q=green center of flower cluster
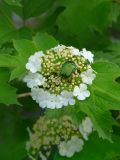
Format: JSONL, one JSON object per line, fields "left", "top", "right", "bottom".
{"left": 41, "top": 48, "right": 87, "bottom": 94}
{"left": 27, "top": 116, "right": 81, "bottom": 159}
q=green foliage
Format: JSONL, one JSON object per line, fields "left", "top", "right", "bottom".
{"left": 33, "top": 32, "right": 58, "bottom": 51}
{"left": 95, "top": 42, "right": 120, "bottom": 66}
{"left": 0, "top": 105, "right": 27, "bottom": 160}
{"left": 54, "top": 133, "right": 120, "bottom": 160}
{"left": 4, "top": 0, "right": 22, "bottom": 6}
{"left": 0, "top": 4, "right": 16, "bottom": 45}
{"left": 57, "top": 0, "right": 113, "bottom": 48}
{"left": 0, "top": 69, "right": 18, "bottom": 105}
{"left": 23, "top": 0, "right": 56, "bottom": 19}
{"left": 12, "top": 39, "right": 36, "bottom": 80}
{"left": 0, "top": 33, "right": 58, "bottom": 80}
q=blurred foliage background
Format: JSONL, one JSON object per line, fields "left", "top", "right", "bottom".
{"left": 0, "top": 0, "right": 120, "bottom": 159}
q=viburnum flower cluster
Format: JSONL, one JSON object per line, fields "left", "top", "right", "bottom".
{"left": 24, "top": 45, "right": 96, "bottom": 109}
{"left": 26, "top": 116, "right": 93, "bottom": 160}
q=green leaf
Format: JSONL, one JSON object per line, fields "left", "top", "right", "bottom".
{"left": 0, "top": 33, "right": 58, "bottom": 80}
{"left": 4, "top": 0, "right": 22, "bottom": 6}
{"left": 0, "top": 105, "right": 27, "bottom": 160}
{"left": 0, "top": 69, "right": 18, "bottom": 105}
{"left": 94, "top": 42, "right": 120, "bottom": 66}
{"left": 54, "top": 133, "right": 120, "bottom": 160}
{"left": 76, "top": 96, "right": 114, "bottom": 141}
{"left": 23, "top": 0, "right": 56, "bottom": 19}
{"left": 92, "top": 61, "right": 120, "bottom": 106}
{"left": 11, "top": 39, "right": 36, "bottom": 80}
{"left": 57, "top": 0, "right": 118, "bottom": 49}
{"left": 33, "top": 32, "right": 58, "bottom": 51}
{"left": 0, "top": 54, "right": 18, "bottom": 68}
{"left": 0, "top": 4, "right": 16, "bottom": 46}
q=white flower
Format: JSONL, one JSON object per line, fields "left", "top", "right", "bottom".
{"left": 26, "top": 51, "right": 44, "bottom": 73}
{"left": 53, "top": 95, "right": 64, "bottom": 109}
{"left": 23, "top": 72, "right": 46, "bottom": 88}
{"left": 69, "top": 136, "right": 84, "bottom": 152}
{"left": 52, "top": 45, "right": 65, "bottom": 52}
{"left": 79, "top": 117, "right": 93, "bottom": 140}
{"left": 61, "top": 90, "right": 75, "bottom": 106}
{"left": 59, "top": 136, "right": 84, "bottom": 158}
{"left": 73, "top": 83, "right": 90, "bottom": 100}
{"left": 81, "top": 48, "right": 94, "bottom": 63}
{"left": 59, "top": 141, "right": 71, "bottom": 157}
{"left": 31, "top": 88, "right": 64, "bottom": 109}
{"left": 81, "top": 69, "right": 96, "bottom": 84}
{"left": 67, "top": 46, "right": 80, "bottom": 56}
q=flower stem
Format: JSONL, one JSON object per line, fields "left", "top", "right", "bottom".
{"left": 17, "top": 92, "right": 31, "bottom": 98}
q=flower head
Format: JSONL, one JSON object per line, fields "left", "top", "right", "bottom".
{"left": 24, "top": 45, "right": 96, "bottom": 109}
{"left": 26, "top": 116, "right": 86, "bottom": 159}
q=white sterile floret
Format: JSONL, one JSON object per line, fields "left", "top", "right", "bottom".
{"left": 59, "top": 136, "right": 84, "bottom": 158}
{"left": 23, "top": 72, "right": 46, "bottom": 88}
{"left": 67, "top": 46, "right": 80, "bottom": 56}
{"left": 81, "top": 69, "right": 96, "bottom": 84}
{"left": 26, "top": 51, "right": 44, "bottom": 73}
{"left": 81, "top": 48, "right": 94, "bottom": 63}
{"left": 31, "top": 88, "right": 64, "bottom": 109}
{"left": 61, "top": 90, "right": 75, "bottom": 106}
{"left": 52, "top": 44, "right": 65, "bottom": 52}
{"left": 79, "top": 117, "right": 93, "bottom": 140}
{"left": 73, "top": 83, "right": 90, "bottom": 100}
{"left": 59, "top": 141, "right": 70, "bottom": 157}
{"left": 69, "top": 136, "right": 84, "bottom": 152}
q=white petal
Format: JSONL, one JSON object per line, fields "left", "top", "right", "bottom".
{"left": 69, "top": 98, "right": 75, "bottom": 105}
{"left": 83, "top": 90, "right": 90, "bottom": 97}
{"left": 79, "top": 83, "right": 87, "bottom": 91}
{"left": 73, "top": 86, "right": 80, "bottom": 96}
{"left": 77, "top": 94, "right": 86, "bottom": 100}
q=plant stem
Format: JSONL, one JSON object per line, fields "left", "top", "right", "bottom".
{"left": 17, "top": 92, "right": 31, "bottom": 98}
